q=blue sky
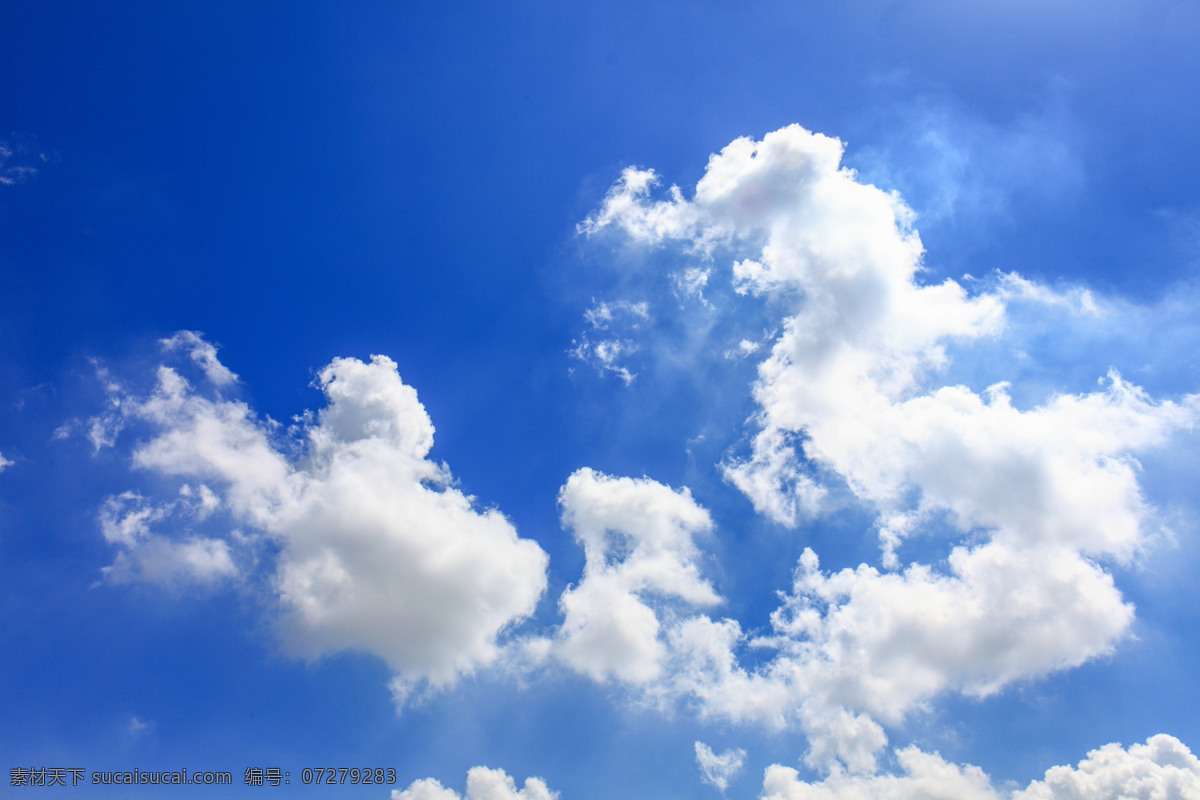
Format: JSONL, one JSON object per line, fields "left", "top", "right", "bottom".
{"left": 2, "top": 2, "right": 1200, "bottom": 798}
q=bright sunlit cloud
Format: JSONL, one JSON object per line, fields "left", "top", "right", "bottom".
{"left": 90, "top": 340, "right": 549, "bottom": 703}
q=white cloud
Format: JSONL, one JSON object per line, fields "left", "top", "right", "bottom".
{"left": 579, "top": 124, "right": 1200, "bottom": 772}
{"left": 655, "top": 426, "right": 1153, "bottom": 764}
{"left": 570, "top": 300, "right": 651, "bottom": 385}
{"left": 394, "top": 779, "right": 462, "bottom": 800}
{"left": 660, "top": 614, "right": 795, "bottom": 729}
{"left": 64, "top": 362, "right": 131, "bottom": 452}
{"left": 723, "top": 427, "right": 828, "bottom": 528}
{"left": 695, "top": 741, "right": 746, "bottom": 792}
{"left": 760, "top": 746, "right": 1001, "bottom": 800}
{"left": 580, "top": 167, "right": 709, "bottom": 251}
{"left": 1014, "top": 734, "right": 1200, "bottom": 800}
{"left": 724, "top": 338, "right": 762, "bottom": 360}
{"left": 768, "top": 542, "right": 1132, "bottom": 722}
{"left": 551, "top": 468, "right": 720, "bottom": 684}
{"left": 0, "top": 451, "right": 12, "bottom": 473}
{"left": 540, "top": 468, "right": 1140, "bottom": 774}
{"left": 583, "top": 299, "right": 650, "bottom": 329}
{"left": 178, "top": 483, "right": 221, "bottom": 519}
{"left": 393, "top": 767, "right": 557, "bottom": 800}
{"left": 92, "top": 335, "right": 548, "bottom": 702}
{"left": 277, "top": 356, "right": 548, "bottom": 701}
{"left": 674, "top": 266, "right": 712, "bottom": 302}
{"left": 581, "top": 126, "right": 1196, "bottom": 560}
{"left": 128, "top": 366, "right": 290, "bottom": 527}
{"left": 993, "top": 272, "right": 1102, "bottom": 317}
{"left": 161, "top": 331, "right": 239, "bottom": 387}
{"left": 584, "top": 125, "right": 1010, "bottom": 525}
{"left": 96, "top": 491, "right": 238, "bottom": 586}
{"left": 759, "top": 735, "right": 1200, "bottom": 800}
{"left": 103, "top": 534, "right": 239, "bottom": 587}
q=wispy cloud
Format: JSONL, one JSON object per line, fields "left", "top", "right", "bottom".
{"left": 569, "top": 299, "right": 650, "bottom": 385}
{"left": 694, "top": 741, "right": 745, "bottom": 793}
{"left": 0, "top": 135, "right": 53, "bottom": 186}
{"left": 847, "top": 89, "right": 1085, "bottom": 230}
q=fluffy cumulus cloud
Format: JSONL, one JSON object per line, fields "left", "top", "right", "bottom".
{"left": 89, "top": 333, "right": 548, "bottom": 702}
{"left": 775, "top": 541, "right": 1132, "bottom": 716}
{"left": 759, "top": 735, "right": 1200, "bottom": 800}
{"left": 392, "top": 767, "right": 557, "bottom": 800}
{"left": 581, "top": 124, "right": 1200, "bottom": 771}
{"left": 1013, "top": 734, "right": 1200, "bottom": 800}
{"left": 550, "top": 468, "right": 721, "bottom": 684}
{"left": 526, "top": 458, "right": 1159, "bottom": 773}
